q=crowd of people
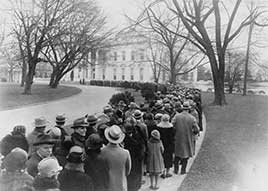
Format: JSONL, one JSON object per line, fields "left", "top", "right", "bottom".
{"left": 0, "top": 86, "right": 203, "bottom": 191}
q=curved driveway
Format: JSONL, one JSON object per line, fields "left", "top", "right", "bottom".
{"left": 0, "top": 85, "right": 118, "bottom": 139}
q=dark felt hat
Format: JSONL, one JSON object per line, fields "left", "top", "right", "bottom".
{"left": 56, "top": 114, "right": 66, "bottom": 123}
{"left": 71, "top": 117, "right": 88, "bottom": 129}
{"left": 33, "top": 134, "right": 55, "bottom": 146}
{"left": 86, "top": 115, "right": 98, "bottom": 125}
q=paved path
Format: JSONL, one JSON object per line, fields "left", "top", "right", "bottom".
{"left": 0, "top": 85, "right": 118, "bottom": 139}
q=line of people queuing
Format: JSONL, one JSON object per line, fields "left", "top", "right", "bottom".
{"left": 0, "top": 86, "right": 202, "bottom": 191}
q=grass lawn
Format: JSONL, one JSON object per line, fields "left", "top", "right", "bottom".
{"left": 0, "top": 83, "right": 81, "bottom": 111}
{"left": 179, "top": 93, "right": 268, "bottom": 191}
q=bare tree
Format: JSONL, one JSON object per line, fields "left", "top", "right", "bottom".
{"left": 41, "top": 0, "right": 110, "bottom": 88}
{"left": 170, "top": 0, "right": 262, "bottom": 105}
{"left": 128, "top": 1, "right": 204, "bottom": 85}
{"left": 12, "top": 0, "right": 73, "bottom": 94}
{"left": 225, "top": 50, "right": 245, "bottom": 94}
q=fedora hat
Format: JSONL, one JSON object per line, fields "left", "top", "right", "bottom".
{"left": 86, "top": 115, "right": 98, "bottom": 125}
{"left": 182, "top": 101, "right": 191, "bottom": 110}
{"left": 86, "top": 133, "right": 103, "bottom": 150}
{"left": 55, "top": 114, "right": 66, "bottom": 123}
{"left": 34, "top": 117, "right": 49, "bottom": 128}
{"left": 33, "top": 134, "right": 55, "bottom": 146}
{"left": 103, "top": 105, "right": 113, "bottom": 113}
{"left": 133, "top": 110, "right": 143, "bottom": 120}
{"left": 71, "top": 117, "right": 88, "bottom": 129}
{"left": 151, "top": 129, "right": 160, "bottom": 140}
{"left": 104, "top": 125, "right": 125, "bottom": 144}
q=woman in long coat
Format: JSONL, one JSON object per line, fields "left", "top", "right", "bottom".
{"left": 157, "top": 114, "right": 174, "bottom": 178}
{"left": 124, "top": 123, "right": 146, "bottom": 191}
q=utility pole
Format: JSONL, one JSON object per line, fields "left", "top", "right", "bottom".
{"left": 243, "top": 20, "right": 254, "bottom": 96}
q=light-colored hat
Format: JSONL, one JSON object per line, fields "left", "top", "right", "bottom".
{"left": 157, "top": 114, "right": 173, "bottom": 128}
{"left": 151, "top": 129, "right": 160, "bottom": 140}
{"left": 38, "top": 157, "right": 62, "bottom": 178}
{"left": 34, "top": 117, "right": 49, "bottom": 128}
{"left": 154, "top": 113, "right": 163, "bottom": 120}
{"left": 66, "top": 146, "right": 84, "bottom": 163}
{"left": 132, "top": 110, "right": 143, "bottom": 120}
{"left": 104, "top": 125, "right": 125, "bottom": 144}
{"left": 182, "top": 101, "right": 191, "bottom": 110}
{"left": 129, "top": 102, "right": 139, "bottom": 109}
{"left": 46, "top": 127, "right": 61, "bottom": 139}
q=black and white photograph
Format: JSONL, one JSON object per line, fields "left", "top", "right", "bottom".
{"left": 0, "top": 0, "right": 268, "bottom": 191}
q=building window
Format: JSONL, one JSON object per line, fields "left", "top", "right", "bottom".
{"left": 122, "top": 51, "right": 126, "bottom": 61}
{"left": 131, "top": 51, "right": 135, "bottom": 61}
{"left": 130, "top": 68, "right": 134, "bottom": 80}
{"left": 140, "top": 49, "right": 145, "bottom": 60}
{"left": 122, "top": 68, "right": 125, "bottom": 80}
{"left": 139, "top": 68, "right": 144, "bottom": 81}
{"left": 102, "top": 68, "right": 106, "bottom": 80}
{"left": 114, "top": 52, "right": 117, "bottom": 61}
{"left": 113, "top": 68, "right": 117, "bottom": 80}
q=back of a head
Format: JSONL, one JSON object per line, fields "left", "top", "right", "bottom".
{"left": 3, "top": 147, "right": 28, "bottom": 172}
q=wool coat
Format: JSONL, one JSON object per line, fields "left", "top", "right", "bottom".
{"left": 172, "top": 111, "right": 199, "bottom": 158}
{"left": 84, "top": 150, "right": 109, "bottom": 191}
{"left": 157, "top": 125, "right": 174, "bottom": 168}
{"left": 26, "top": 152, "right": 43, "bottom": 177}
{"left": 0, "top": 171, "right": 34, "bottom": 191}
{"left": 33, "top": 175, "right": 60, "bottom": 191}
{"left": 101, "top": 143, "right": 131, "bottom": 191}
{"left": 124, "top": 130, "right": 146, "bottom": 191}
{"left": 58, "top": 167, "right": 94, "bottom": 191}
{"left": 146, "top": 138, "right": 164, "bottom": 174}
{"left": 27, "top": 128, "right": 45, "bottom": 156}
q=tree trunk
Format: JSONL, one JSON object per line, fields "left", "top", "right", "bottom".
{"left": 23, "top": 61, "right": 36, "bottom": 95}
{"left": 50, "top": 73, "right": 63, "bottom": 88}
{"left": 213, "top": 77, "right": 226, "bottom": 105}
{"left": 207, "top": 49, "right": 227, "bottom": 105}
{"left": 243, "top": 21, "right": 254, "bottom": 96}
{"left": 23, "top": 69, "right": 34, "bottom": 94}
{"left": 49, "top": 69, "right": 56, "bottom": 87}
{"left": 20, "top": 62, "right": 27, "bottom": 87}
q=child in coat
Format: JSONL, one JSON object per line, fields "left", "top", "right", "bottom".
{"left": 146, "top": 130, "right": 164, "bottom": 190}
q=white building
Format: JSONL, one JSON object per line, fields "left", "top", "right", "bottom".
{"left": 84, "top": 30, "right": 198, "bottom": 84}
